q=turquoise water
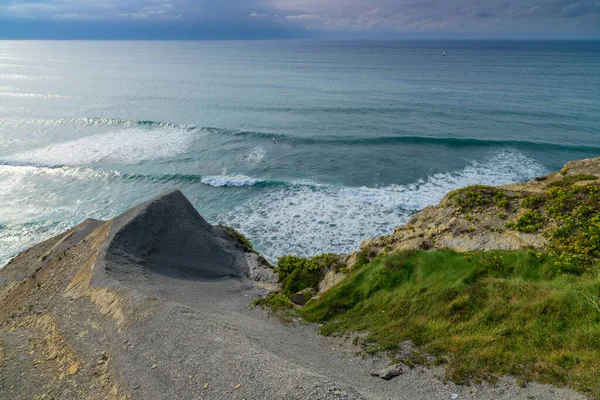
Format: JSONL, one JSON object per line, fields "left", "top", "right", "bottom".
{"left": 1, "top": 40, "right": 599, "bottom": 265}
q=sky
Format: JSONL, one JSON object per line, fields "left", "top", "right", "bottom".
{"left": 0, "top": 0, "right": 598, "bottom": 39}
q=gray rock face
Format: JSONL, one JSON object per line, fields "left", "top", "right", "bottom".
{"left": 102, "top": 189, "right": 248, "bottom": 279}
{"left": 243, "top": 252, "right": 279, "bottom": 283}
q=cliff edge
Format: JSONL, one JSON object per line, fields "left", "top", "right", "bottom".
{"left": 0, "top": 178, "right": 592, "bottom": 399}
{"left": 354, "top": 156, "right": 600, "bottom": 264}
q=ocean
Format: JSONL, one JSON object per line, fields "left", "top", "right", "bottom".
{"left": 0, "top": 40, "right": 599, "bottom": 266}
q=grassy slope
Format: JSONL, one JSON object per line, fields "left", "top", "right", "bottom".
{"left": 302, "top": 250, "right": 600, "bottom": 397}
{"left": 263, "top": 177, "right": 600, "bottom": 396}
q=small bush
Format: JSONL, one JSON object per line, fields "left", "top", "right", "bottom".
{"left": 277, "top": 253, "right": 341, "bottom": 295}
{"left": 521, "top": 194, "right": 546, "bottom": 209}
{"left": 493, "top": 191, "right": 510, "bottom": 209}
{"left": 451, "top": 185, "right": 503, "bottom": 212}
{"left": 506, "top": 210, "right": 545, "bottom": 233}
{"left": 544, "top": 183, "right": 600, "bottom": 273}
{"left": 252, "top": 292, "right": 294, "bottom": 311}
{"left": 219, "top": 225, "right": 254, "bottom": 252}
{"left": 353, "top": 249, "right": 370, "bottom": 270}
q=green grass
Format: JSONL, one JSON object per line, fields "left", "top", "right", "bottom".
{"left": 302, "top": 250, "right": 600, "bottom": 397}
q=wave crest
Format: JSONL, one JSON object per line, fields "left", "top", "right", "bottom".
{"left": 200, "top": 175, "right": 265, "bottom": 187}
{"left": 219, "top": 150, "right": 548, "bottom": 261}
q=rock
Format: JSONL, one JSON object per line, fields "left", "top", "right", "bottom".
{"left": 102, "top": 190, "right": 250, "bottom": 280}
{"left": 359, "top": 237, "right": 377, "bottom": 250}
{"left": 370, "top": 364, "right": 403, "bottom": 380}
{"left": 66, "top": 364, "right": 79, "bottom": 375}
{"left": 243, "top": 253, "right": 278, "bottom": 283}
{"left": 318, "top": 270, "right": 347, "bottom": 294}
{"left": 289, "top": 288, "right": 316, "bottom": 306}
{"left": 562, "top": 157, "right": 600, "bottom": 177}
{"left": 289, "top": 292, "right": 308, "bottom": 306}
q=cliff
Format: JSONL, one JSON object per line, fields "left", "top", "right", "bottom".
{"left": 352, "top": 156, "right": 600, "bottom": 266}
{"left": 1, "top": 156, "right": 597, "bottom": 399}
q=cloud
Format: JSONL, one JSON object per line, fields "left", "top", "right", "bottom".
{"left": 284, "top": 14, "right": 322, "bottom": 20}
{"left": 269, "top": 0, "right": 599, "bottom": 34}
{"left": 0, "top": 0, "right": 597, "bottom": 37}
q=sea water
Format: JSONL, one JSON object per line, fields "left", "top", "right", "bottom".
{"left": 0, "top": 40, "right": 599, "bottom": 265}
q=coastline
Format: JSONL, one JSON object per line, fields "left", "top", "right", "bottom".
{"left": 0, "top": 156, "right": 598, "bottom": 399}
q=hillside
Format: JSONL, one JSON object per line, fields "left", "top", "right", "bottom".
{"left": 1, "top": 155, "right": 598, "bottom": 399}
{"left": 265, "top": 157, "right": 600, "bottom": 399}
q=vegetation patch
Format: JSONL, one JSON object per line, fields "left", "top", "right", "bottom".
{"left": 219, "top": 225, "right": 254, "bottom": 252}
{"left": 449, "top": 185, "right": 512, "bottom": 211}
{"left": 302, "top": 250, "right": 600, "bottom": 395}
{"left": 252, "top": 292, "right": 294, "bottom": 311}
{"left": 492, "top": 191, "right": 510, "bottom": 209}
{"left": 353, "top": 249, "right": 370, "bottom": 270}
{"left": 521, "top": 194, "right": 546, "bottom": 209}
{"left": 506, "top": 210, "right": 545, "bottom": 233}
{"left": 277, "top": 253, "right": 344, "bottom": 295}
{"left": 547, "top": 174, "right": 597, "bottom": 189}
{"left": 544, "top": 183, "right": 600, "bottom": 273}
{"left": 251, "top": 292, "right": 298, "bottom": 323}
{"left": 450, "top": 185, "right": 504, "bottom": 212}
{"left": 494, "top": 179, "right": 600, "bottom": 275}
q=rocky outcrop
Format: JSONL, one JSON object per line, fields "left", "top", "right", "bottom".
{"left": 99, "top": 189, "right": 276, "bottom": 282}
{"left": 349, "top": 156, "right": 600, "bottom": 266}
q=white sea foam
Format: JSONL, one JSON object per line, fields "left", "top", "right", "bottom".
{"left": 0, "top": 164, "right": 113, "bottom": 224}
{"left": 6, "top": 127, "right": 199, "bottom": 166}
{"left": 0, "top": 220, "right": 72, "bottom": 268}
{"left": 244, "top": 147, "right": 266, "bottom": 166}
{"left": 0, "top": 164, "right": 120, "bottom": 267}
{"left": 0, "top": 92, "right": 70, "bottom": 99}
{"left": 0, "top": 74, "right": 58, "bottom": 80}
{"left": 221, "top": 150, "right": 548, "bottom": 261}
{"left": 201, "top": 174, "right": 265, "bottom": 187}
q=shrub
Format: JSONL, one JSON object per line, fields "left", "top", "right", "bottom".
{"left": 493, "top": 191, "right": 510, "bottom": 209}
{"left": 450, "top": 185, "right": 503, "bottom": 212}
{"left": 521, "top": 194, "right": 546, "bottom": 209}
{"left": 219, "top": 225, "right": 254, "bottom": 252}
{"left": 252, "top": 292, "right": 294, "bottom": 311}
{"left": 277, "top": 253, "right": 341, "bottom": 295}
{"left": 544, "top": 183, "right": 600, "bottom": 273}
{"left": 506, "top": 210, "right": 545, "bottom": 233}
